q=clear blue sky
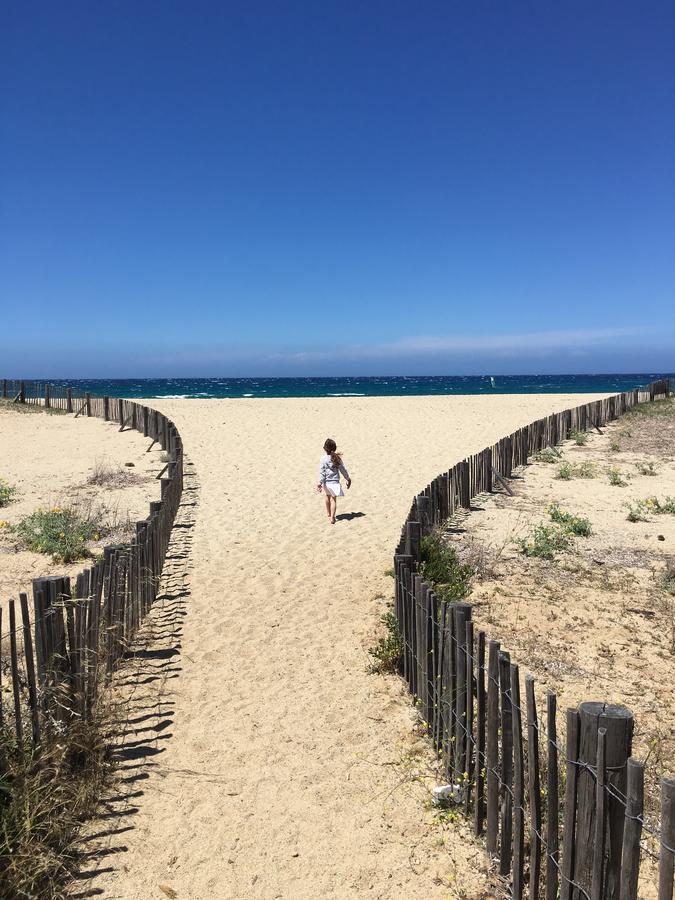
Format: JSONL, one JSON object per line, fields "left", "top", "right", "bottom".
{"left": 2, "top": 1, "right": 674, "bottom": 377}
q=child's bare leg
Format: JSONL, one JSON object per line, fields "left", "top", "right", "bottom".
{"left": 324, "top": 492, "right": 332, "bottom": 520}
{"left": 330, "top": 496, "right": 337, "bottom": 523}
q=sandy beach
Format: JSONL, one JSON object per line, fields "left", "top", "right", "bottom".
{"left": 3, "top": 393, "right": 612, "bottom": 898}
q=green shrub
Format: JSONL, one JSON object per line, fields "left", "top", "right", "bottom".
{"left": 570, "top": 429, "right": 589, "bottom": 446}
{"left": 626, "top": 496, "right": 675, "bottom": 521}
{"left": 368, "top": 611, "right": 403, "bottom": 673}
{"left": 420, "top": 533, "right": 473, "bottom": 603}
{"left": 11, "top": 507, "right": 101, "bottom": 563}
{"left": 548, "top": 503, "right": 592, "bottom": 536}
{"left": 657, "top": 564, "right": 675, "bottom": 596}
{"left": 609, "top": 439, "right": 621, "bottom": 452}
{"left": 0, "top": 478, "right": 16, "bottom": 507}
{"left": 635, "top": 462, "right": 657, "bottom": 476}
{"left": 626, "top": 499, "right": 650, "bottom": 523}
{"left": 607, "top": 467, "right": 627, "bottom": 487}
{"left": 518, "top": 524, "right": 571, "bottom": 559}
{"left": 555, "top": 461, "right": 596, "bottom": 480}
{"left": 532, "top": 447, "right": 563, "bottom": 463}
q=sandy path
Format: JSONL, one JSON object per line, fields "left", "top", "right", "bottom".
{"left": 82, "top": 394, "right": 607, "bottom": 900}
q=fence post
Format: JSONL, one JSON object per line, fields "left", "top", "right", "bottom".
{"left": 486, "top": 639, "right": 501, "bottom": 855}
{"left": 66, "top": 387, "right": 73, "bottom": 413}
{"left": 459, "top": 460, "right": 470, "bottom": 508}
{"left": 659, "top": 778, "right": 675, "bottom": 900}
{"left": 416, "top": 495, "right": 432, "bottom": 534}
{"left": 619, "top": 759, "right": 643, "bottom": 900}
{"left": 44, "top": 383, "right": 51, "bottom": 408}
{"left": 405, "top": 520, "right": 421, "bottom": 563}
{"left": 572, "top": 702, "right": 633, "bottom": 900}
{"left": 85, "top": 392, "right": 92, "bottom": 416}
{"left": 19, "top": 381, "right": 25, "bottom": 403}
{"left": 2, "top": 379, "right": 6, "bottom": 398}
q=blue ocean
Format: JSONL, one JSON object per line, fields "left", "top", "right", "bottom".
{"left": 24, "top": 374, "right": 673, "bottom": 399}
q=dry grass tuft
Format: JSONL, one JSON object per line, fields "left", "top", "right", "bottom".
{"left": 0, "top": 708, "right": 115, "bottom": 899}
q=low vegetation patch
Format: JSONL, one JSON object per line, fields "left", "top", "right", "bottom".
{"left": 532, "top": 447, "right": 562, "bottom": 463}
{"left": 10, "top": 506, "right": 102, "bottom": 563}
{"left": 368, "top": 610, "right": 403, "bottom": 673}
{"left": 420, "top": 533, "right": 474, "bottom": 604}
{"left": 657, "top": 563, "right": 675, "bottom": 596}
{"left": 626, "top": 496, "right": 675, "bottom": 522}
{"left": 0, "top": 477, "right": 16, "bottom": 507}
{"left": 87, "top": 458, "right": 139, "bottom": 488}
{"left": 569, "top": 428, "right": 589, "bottom": 446}
{"left": 548, "top": 503, "right": 592, "bottom": 536}
{"left": 607, "top": 466, "right": 628, "bottom": 487}
{"left": 517, "top": 524, "right": 571, "bottom": 559}
{"left": 635, "top": 462, "right": 658, "bottom": 476}
{"left": 0, "top": 714, "right": 113, "bottom": 898}
{"left": 609, "top": 439, "right": 621, "bottom": 452}
{"left": 555, "top": 461, "right": 596, "bottom": 480}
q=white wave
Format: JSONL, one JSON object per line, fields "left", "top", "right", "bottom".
{"left": 326, "top": 392, "right": 366, "bottom": 396}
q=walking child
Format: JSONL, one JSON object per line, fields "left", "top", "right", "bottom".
{"left": 317, "top": 438, "right": 351, "bottom": 524}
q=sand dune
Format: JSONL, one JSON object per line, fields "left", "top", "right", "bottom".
{"left": 71, "top": 393, "right": 609, "bottom": 899}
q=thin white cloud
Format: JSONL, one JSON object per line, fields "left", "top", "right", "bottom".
{"left": 145, "top": 325, "right": 651, "bottom": 368}
{"left": 263, "top": 325, "right": 649, "bottom": 363}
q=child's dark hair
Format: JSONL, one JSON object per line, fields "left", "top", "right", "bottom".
{"left": 324, "top": 438, "right": 342, "bottom": 469}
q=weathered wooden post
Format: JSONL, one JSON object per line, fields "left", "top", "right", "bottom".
{"left": 572, "top": 702, "right": 633, "bottom": 900}
{"left": 486, "top": 639, "right": 501, "bottom": 856}
{"left": 66, "top": 387, "right": 73, "bottom": 413}
{"left": 19, "top": 381, "right": 25, "bottom": 403}
{"left": 659, "top": 778, "right": 675, "bottom": 900}
{"left": 44, "top": 383, "right": 51, "bottom": 408}
{"left": 459, "top": 460, "right": 470, "bottom": 508}
{"left": 85, "top": 391, "right": 92, "bottom": 416}
{"left": 405, "top": 520, "right": 421, "bottom": 564}
{"left": 416, "top": 494, "right": 431, "bottom": 534}
{"left": 103, "top": 396, "right": 110, "bottom": 421}
{"left": 2, "top": 379, "right": 7, "bottom": 398}
{"left": 619, "top": 758, "right": 643, "bottom": 900}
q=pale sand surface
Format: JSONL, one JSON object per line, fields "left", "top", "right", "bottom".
{"left": 0, "top": 407, "right": 162, "bottom": 615}
{"left": 69, "top": 393, "right": 611, "bottom": 900}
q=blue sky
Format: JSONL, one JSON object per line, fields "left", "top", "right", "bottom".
{"left": 1, "top": 1, "right": 674, "bottom": 377}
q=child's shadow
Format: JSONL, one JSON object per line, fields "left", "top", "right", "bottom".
{"left": 335, "top": 511, "right": 366, "bottom": 522}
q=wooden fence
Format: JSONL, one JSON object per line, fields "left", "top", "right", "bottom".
{"left": 0, "top": 380, "right": 183, "bottom": 765}
{"left": 393, "top": 377, "right": 674, "bottom": 900}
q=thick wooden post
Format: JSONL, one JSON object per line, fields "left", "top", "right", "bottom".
{"left": 85, "top": 391, "right": 92, "bottom": 416}
{"left": 659, "top": 778, "right": 675, "bottom": 900}
{"left": 572, "top": 702, "right": 633, "bottom": 900}
{"left": 44, "top": 383, "right": 51, "bottom": 408}
{"left": 66, "top": 387, "right": 73, "bottom": 413}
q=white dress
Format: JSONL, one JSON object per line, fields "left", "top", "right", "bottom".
{"left": 319, "top": 453, "right": 349, "bottom": 498}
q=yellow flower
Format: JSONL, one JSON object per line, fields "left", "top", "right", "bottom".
{"left": 59, "top": 532, "right": 65, "bottom": 538}
{"left": 0, "top": 521, "right": 6, "bottom": 528}
{"left": 51, "top": 507, "right": 61, "bottom": 513}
